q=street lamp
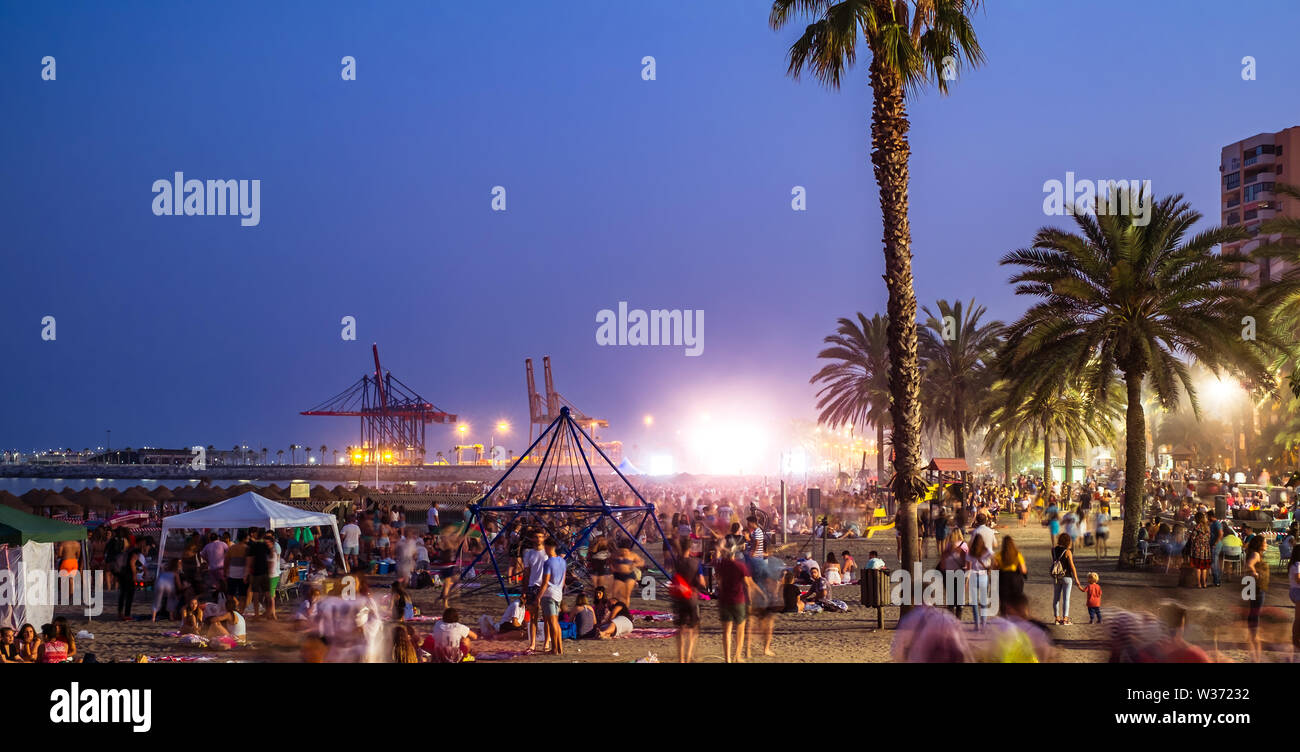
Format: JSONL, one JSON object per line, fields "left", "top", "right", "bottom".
{"left": 491, "top": 421, "right": 510, "bottom": 455}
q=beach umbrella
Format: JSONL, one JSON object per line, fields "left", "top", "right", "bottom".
{"left": 310, "top": 484, "right": 335, "bottom": 500}
{"left": 39, "top": 493, "right": 79, "bottom": 511}
{"left": 331, "top": 484, "right": 356, "bottom": 499}
{"left": 189, "top": 486, "right": 224, "bottom": 505}
{"left": 60, "top": 486, "right": 81, "bottom": 499}
{"left": 149, "top": 485, "right": 174, "bottom": 502}
{"left": 257, "top": 485, "right": 285, "bottom": 500}
{"left": 108, "top": 510, "right": 149, "bottom": 528}
{"left": 76, "top": 489, "right": 115, "bottom": 513}
{"left": 0, "top": 491, "right": 32, "bottom": 513}
{"left": 20, "top": 488, "right": 50, "bottom": 506}
{"left": 226, "top": 483, "right": 259, "bottom": 496}
{"left": 112, "top": 488, "right": 157, "bottom": 510}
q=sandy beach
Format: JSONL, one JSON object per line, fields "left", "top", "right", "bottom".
{"left": 47, "top": 512, "right": 1296, "bottom": 664}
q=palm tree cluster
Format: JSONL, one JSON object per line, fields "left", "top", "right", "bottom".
{"left": 776, "top": 1, "right": 1300, "bottom": 576}
{"left": 814, "top": 186, "right": 1300, "bottom": 569}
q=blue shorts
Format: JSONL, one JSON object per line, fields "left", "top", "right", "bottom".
{"left": 542, "top": 597, "right": 561, "bottom": 617}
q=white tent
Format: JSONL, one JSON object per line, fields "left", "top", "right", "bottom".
{"left": 156, "top": 492, "right": 348, "bottom": 580}
{"left": 0, "top": 542, "right": 54, "bottom": 630}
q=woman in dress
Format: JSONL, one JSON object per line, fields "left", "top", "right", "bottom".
{"left": 1188, "top": 512, "right": 1213, "bottom": 588}
{"left": 993, "top": 535, "right": 1027, "bottom": 616}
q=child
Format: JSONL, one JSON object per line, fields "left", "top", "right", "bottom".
{"left": 1083, "top": 572, "right": 1102, "bottom": 623}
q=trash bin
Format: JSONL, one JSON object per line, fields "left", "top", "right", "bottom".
{"left": 860, "top": 568, "right": 889, "bottom": 607}
{"left": 859, "top": 569, "right": 889, "bottom": 629}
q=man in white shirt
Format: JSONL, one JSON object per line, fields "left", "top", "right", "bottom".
{"left": 201, "top": 533, "right": 228, "bottom": 595}
{"left": 340, "top": 517, "right": 362, "bottom": 570}
{"left": 521, "top": 529, "right": 548, "bottom": 651}
{"left": 969, "top": 513, "right": 996, "bottom": 558}
{"left": 426, "top": 505, "right": 439, "bottom": 532}
{"left": 427, "top": 607, "right": 477, "bottom": 662}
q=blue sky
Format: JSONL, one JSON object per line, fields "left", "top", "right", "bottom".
{"left": 1, "top": 0, "right": 1297, "bottom": 470}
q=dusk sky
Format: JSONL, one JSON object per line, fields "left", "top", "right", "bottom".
{"left": 2, "top": 0, "right": 1297, "bottom": 471}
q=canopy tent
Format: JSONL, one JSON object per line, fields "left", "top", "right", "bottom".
{"left": 155, "top": 491, "right": 347, "bottom": 580}
{"left": 617, "top": 458, "right": 643, "bottom": 475}
{"left": 0, "top": 506, "right": 89, "bottom": 630}
{"left": 0, "top": 504, "right": 88, "bottom": 546}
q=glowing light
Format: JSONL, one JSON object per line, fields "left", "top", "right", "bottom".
{"left": 1202, "top": 376, "right": 1242, "bottom": 408}
{"left": 649, "top": 455, "right": 673, "bottom": 475}
{"left": 643, "top": 414, "right": 654, "bottom": 427}
{"left": 457, "top": 423, "right": 469, "bottom": 436}
{"left": 686, "top": 415, "right": 769, "bottom": 475}
{"left": 496, "top": 421, "right": 510, "bottom": 433}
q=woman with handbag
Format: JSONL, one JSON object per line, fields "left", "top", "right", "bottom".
{"left": 1050, "top": 533, "right": 1080, "bottom": 625}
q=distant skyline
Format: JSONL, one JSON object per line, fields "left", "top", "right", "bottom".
{"left": 2, "top": 1, "right": 1298, "bottom": 471}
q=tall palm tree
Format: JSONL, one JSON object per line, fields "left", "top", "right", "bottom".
{"left": 276, "top": 449, "right": 284, "bottom": 464}
{"left": 289, "top": 444, "right": 299, "bottom": 465}
{"left": 919, "top": 298, "right": 1002, "bottom": 458}
{"left": 772, "top": 0, "right": 985, "bottom": 585}
{"left": 810, "top": 313, "right": 891, "bottom": 480}
{"left": 260, "top": 447, "right": 268, "bottom": 465}
{"left": 1000, "top": 188, "right": 1283, "bottom": 566}
{"left": 320, "top": 445, "right": 328, "bottom": 466}
{"left": 305, "top": 447, "right": 314, "bottom": 464}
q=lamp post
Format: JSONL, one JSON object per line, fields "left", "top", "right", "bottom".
{"left": 491, "top": 421, "right": 509, "bottom": 466}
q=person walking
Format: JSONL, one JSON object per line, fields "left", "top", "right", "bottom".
{"left": 967, "top": 533, "right": 992, "bottom": 631}
{"left": 993, "top": 536, "right": 1027, "bottom": 617}
{"left": 1287, "top": 545, "right": 1300, "bottom": 662}
{"left": 1243, "top": 535, "right": 1269, "bottom": 662}
{"left": 1208, "top": 511, "right": 1225, "bottom": 587}
{"left": 1050, "top": 533, "right": 1080, "bottom": 625}
{"left": 1093, "top": 507, "right": 1110, "bottom": 559}
{"left": 714, "top": 536, "right": 752, "bottom": 663}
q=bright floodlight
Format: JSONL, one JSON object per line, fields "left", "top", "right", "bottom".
{"left": 496, "top": 421, "right": 510, "bottom": 433}
{"left": 643, "top": 414, "right": 654, "bottom": 427}
{"left": 649, "top": 454, "right": 673, "bottom": 475}
{"left": 457, "top": 423, "right": 469, "bottom": 435}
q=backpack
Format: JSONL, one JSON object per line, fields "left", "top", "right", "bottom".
{"left": 1050, "top": 549, "right": 1068, "bottom": 579}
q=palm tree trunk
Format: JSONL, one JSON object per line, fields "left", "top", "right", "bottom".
{"left": 1119, "top": 370, "right": 1147, "bottom": 568}
{"left": 870, "top": 54, "right": 924, "bottom": 605}
{"left": 1004, "top": 443, "right": 1012, "bottom": 484}
{"left": 1043, "top": 418, "right": 1052, "bottom": 494}
{"left": 1063, "top": 438, "right": 1073, "bottom": 488}
{"left": 953, "top": 397, "right": 966, "bottom": 459}
{"left": 876, "top": 421, "right": 885, "bottom": 481}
